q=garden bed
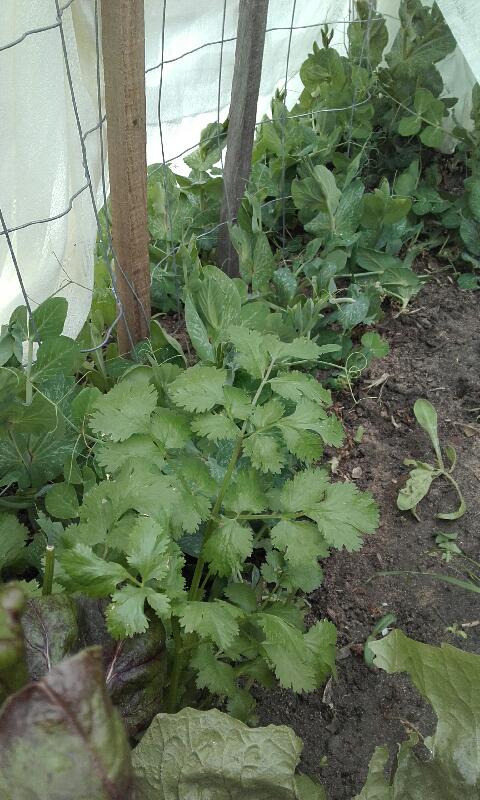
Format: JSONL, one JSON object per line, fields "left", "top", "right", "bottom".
{"left": 257, "top": 275, "right": 480, "bottom": 798}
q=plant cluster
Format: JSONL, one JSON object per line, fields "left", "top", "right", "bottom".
{"left": 146, "top": 0, "right": 480, "bottom": 378}
{"left": 0, "top": 279, "right": 381, "bottom": 718}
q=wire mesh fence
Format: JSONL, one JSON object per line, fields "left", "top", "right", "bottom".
{"left": 0, "top": 0, "right": 389, "bottom": 354}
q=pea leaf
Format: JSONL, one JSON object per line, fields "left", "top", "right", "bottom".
{"left": 31, "top": 336, "right": 82, "bottom": 381}
{"left": 32, "top": 297, "right": 68, "bottom": 341}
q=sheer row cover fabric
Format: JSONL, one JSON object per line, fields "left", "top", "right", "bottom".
{"left": 1, "top": 0, "right": 479, "bottom": 337}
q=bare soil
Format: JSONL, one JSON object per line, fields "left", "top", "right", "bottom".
{"left": 256, "top": 276, "right": 480, "bottom": 798}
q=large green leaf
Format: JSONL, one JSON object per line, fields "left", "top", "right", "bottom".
{"left": 132, "top": 707, "right": 314, "bottom": 800}
{"left": 31, "top": 336, "right": 82, "bottom": 382}
{"left": 365, "top": 630, "right": 480, "bottom": 799}
{"left": 0, "top": 648, "right": 132, "bottom": 800}
{"left": 168, "top": 365, "right": 227, "bottom": 412}
{"left": 32, "top": 297, "right": 68, "bottom": 342}
{"left": 90, "top": 381, "right": 158, "bottom": 442}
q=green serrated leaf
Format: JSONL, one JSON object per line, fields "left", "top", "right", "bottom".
{"left": 308, "top": 482, "right": 379, "bottom": 551}
{"left": 126, "top": 517, "right": 170, "bottom": 583}
{"left": 169, "top": 365, "right": 227, "bottom": 412}
{"left": 228, "top": 326, "right": 269, "bottom": 378}
{"left": 191, "top": 413, "right": 239, "bottom": 442}
{"left": 203, "top": 518, "right": 253, "bottom": 578}
{"left": 276, "top": 468, "right": 330, "bottom": 513}
{"left": 106, "top": 585, "right": 150, "bottom": 638}
{"left": 59, "top": 544, "right": 130, "bottom": 597}
{"left": 190, "top": 642, "right": 236, "bottom": 697}
{"left": 178, "top": 600, "right": 243, "bottom": 650}
{"left": 223, "top": 469, "right": 268, "bottom": 514}
{"left": 270, "top": 371, "right": 331, "bottom": 405}
{"left": 256, "top": 614, "right": 316, "bottom": 693}
{"left": 243, "top": 432, "right": 286, "bottom": 474}
{"left": 90, "top": 382, "right": 158, "bottom": 442}
{"left": 0, "top": 513, "right": 28, "bottom": 568}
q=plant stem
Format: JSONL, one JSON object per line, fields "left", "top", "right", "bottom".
{"left": 25, "top": 337, "right": 34, "bottom": 406}
{"left": 440, "top": 470, "right": 466, "bottom": 517}
{"left": 42, "top": 545, "right": 55, "bottom": 596}
{"left": 188, "top": 357, "right": 276, "bottom": 602}
{"left": 188, "top": 434, "right": 245, "bottom": 601}
{"left": 166, "top": 617, "right": 182, "bottom": 713}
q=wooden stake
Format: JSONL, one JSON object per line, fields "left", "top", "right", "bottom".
{"left": 100, "top": 0, "right": 150, "bottom": 354}
{"left": 216, "top": 0, "right": 269, "bottom": 276}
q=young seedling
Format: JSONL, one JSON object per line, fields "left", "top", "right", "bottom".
{"left": 397, "top": 399, "right": 466, "bottom": 520}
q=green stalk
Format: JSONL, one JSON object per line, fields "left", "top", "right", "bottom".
{"left": 188, "top": 357, "right": 276, "bottom": 602}
{"left": 165, "top": 618, "right": 182, "bottom": 713}
{"left": 25, "top": 337, "right": 34, "bottom": 406}
{"left": 42, "top": 545, "right": 55, "bottom": 596}
{"left": 188, "top": 434, "right": 245, "bottom": 601}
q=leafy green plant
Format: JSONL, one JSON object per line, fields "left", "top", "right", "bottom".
{"left": 0, "top": 297, "right": 92, "bottom": 513}
{"left": 397, "top": 398, "right": 466, "bottom": 520}
{"left": 47, "top": 321, "right": 379, "bottom": 717}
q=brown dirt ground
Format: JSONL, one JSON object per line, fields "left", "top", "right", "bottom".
{"left": 256, "top": 275, "right": 480, "bottom": 798}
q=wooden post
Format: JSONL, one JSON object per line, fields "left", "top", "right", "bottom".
{"left": 216, "top": 0, "right": 269, "bottom": 276}
{"left": 101, "top": 0, "right": 150, "bottom": 354}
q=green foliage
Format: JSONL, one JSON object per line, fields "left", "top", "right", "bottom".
{"left": 397, "top": 399, "right": 466, "bottom": 520}
{"left": 359, "top": 630, "right": 480, "bottom": 799}
{"left": 0, "top": 298, "right": 95, "bottom": 507}
{"left": 30, "top": 315, "right": 377, "bottom": 717}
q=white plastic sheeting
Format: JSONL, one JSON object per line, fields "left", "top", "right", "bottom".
{"left": 0, "top": 0, "right": 478, "bottom": 337}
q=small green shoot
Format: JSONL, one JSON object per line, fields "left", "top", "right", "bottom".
{"left": 445, "top": 623, "right": 467, "bottom": 640}
{"left": 364, "top": 612, "right": 397, "bottom": 667}
{"left": 435, "top": 531, "right": 462, "bottom": 563}
{"left": 397, "top": 399, "right": 466, "bottom": 520}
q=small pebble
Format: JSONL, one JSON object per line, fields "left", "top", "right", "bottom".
{"left": 352, "top": 466, "right": 363, "bottom": 479}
